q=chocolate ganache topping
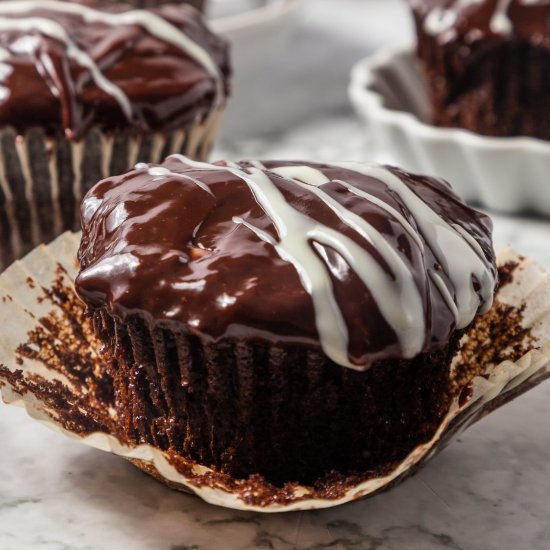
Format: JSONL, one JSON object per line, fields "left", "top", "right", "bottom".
{"left": 0, "top": 1, "right": 230, "bottom": 139}
{"left": 410, "top": 0, "right": 550, "bottom": 43}
{"left": 76, "top": 156, "right": 497, "bottom": 370}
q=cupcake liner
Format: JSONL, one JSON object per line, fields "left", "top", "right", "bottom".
{"left": 0, "top": 233, "right": 550, "bottom": 512}
{"left": 348, "top": 49, "right": 550, "bottom": 216}
{"left": 0, "top": 108, "right": 224, "bottom": 270}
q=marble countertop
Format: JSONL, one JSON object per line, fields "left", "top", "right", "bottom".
{"left": 1, "top": 1, "right": 550, "bottom": 549}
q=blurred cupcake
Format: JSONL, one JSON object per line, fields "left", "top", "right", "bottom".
{"left": 0, "top": 0, "right": 230, "bottom": 269}
{"left": 75, "top": 156, "right": 497, "bottom": 486}
{"left": 408, "top": 0, "right": 550, "bottom": 139}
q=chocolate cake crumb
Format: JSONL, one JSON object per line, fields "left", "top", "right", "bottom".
{"left": 0, "top": 268, "right": 116, "bottom": 436}
{"left": 498, "top": 261, "right": 520, "bottom": 289}
{"left": 450, "top": 263, "right": 533, "bottom": 394}
{"left": 409, "top": 1, "right": 550, "bottom": 139}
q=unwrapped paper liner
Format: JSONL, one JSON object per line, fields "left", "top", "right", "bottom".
{"left": 0, "top": 233, "right": 549, "bottom": 512}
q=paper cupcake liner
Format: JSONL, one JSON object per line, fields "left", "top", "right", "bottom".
{"left": 0, "top": 233, "right": 549, "bottom": 512}
{"left": 0, "top": 108, "right": 224, "bottom": 270}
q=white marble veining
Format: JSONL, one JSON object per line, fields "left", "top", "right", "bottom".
{"left": 1, "top": 0, "right": 550, "bottom": 548}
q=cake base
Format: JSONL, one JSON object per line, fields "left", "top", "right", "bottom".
{"left": 91, "top": 308, "right": 465, "bottom": 486}
{"left": 420, "top": 40, "right": 550, "bottom": 139}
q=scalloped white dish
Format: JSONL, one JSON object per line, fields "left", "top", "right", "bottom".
{"left": 349, "top": 49, "right": 550, "bottom": 216}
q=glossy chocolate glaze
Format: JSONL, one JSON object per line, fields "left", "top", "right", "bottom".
{"left": 76, "top": 157, "right": 497, "bottom": 370}
{"left": 409, "top": 0, "right": 550, "bottom": 45}
{"left": 0, "top": 1, "right": 230, "bottom": 139}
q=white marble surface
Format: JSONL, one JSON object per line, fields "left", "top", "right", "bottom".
{"left": 2, "top": 1, "right": 550, "bottom": 548}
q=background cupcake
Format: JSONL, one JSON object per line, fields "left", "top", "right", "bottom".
{"left": 0, "top": 0, "right": 230, "bottom": 269}
{"left": 408, "top": 0, "right": 550, "bottom": 139}
{"left": 76, "top": 156, "right": 497, "bottom": 486}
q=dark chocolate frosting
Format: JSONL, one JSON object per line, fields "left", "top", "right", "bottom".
{"left": 76, "top": 156, "right": 497, "bottom": 370}
{"left": 0, "top": 1, "right": 230, "bottom": 140}
{"left": 409, "top": 0, "right": 550, "bottom": 46}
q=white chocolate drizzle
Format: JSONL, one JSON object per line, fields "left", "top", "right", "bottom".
{"left": 424, "top": 0, "right": 483, "bottom": 35}
{"left": 138, "top": 164, "right": 214, "bottom": 197}
{"left": 268, "top": 164, "right": 427, "bottom": 359}
{"left": 0, "top": 0, "right": 224, "bottom": 122}
{"left": 335, "top": 162, "right": 495, "bottom": 320}
{"left": 161, "top": 156, "right": 496, "bottom": 370}
{"left": 423, "top": 0, "right": 546, "bottom": 37}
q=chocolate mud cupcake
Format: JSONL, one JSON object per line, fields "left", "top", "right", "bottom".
{"left": 0, "top": 0, "right": 230, "bottom": 269}
{"left": 408, "top": 0, "right": 550, "bottom": 139}
{"left": 75, "top": 156, "right": 497, "bottom": 486}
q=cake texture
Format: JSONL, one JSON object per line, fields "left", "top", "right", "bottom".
{"left": 76, "top": 156, "right": 497, "bottom": 485}
{"left": 0, "top": 0, "right": 230, "bottom": 269}
{"left": 409, "top": 0, "right": 550, "bottom": 139}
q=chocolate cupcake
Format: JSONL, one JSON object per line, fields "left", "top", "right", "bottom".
{"left": 408, "top": 0, "right": 550, "bottom": 139}
{"left": 75, "top": 156, "right": 497, "bottom": 486}
{"left": 0, "top": 0, "right": 230, "bottom": 269}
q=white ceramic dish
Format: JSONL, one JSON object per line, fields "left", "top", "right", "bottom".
{"left": 349, "top": 49, "right": 550, "bottom": 216}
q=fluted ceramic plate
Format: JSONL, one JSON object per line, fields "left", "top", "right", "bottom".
{"left": 349, "top": 49, "right": 550, "bottom": 216}
{"left": 1, "top": 233, "right": 550, "bottom": 512}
